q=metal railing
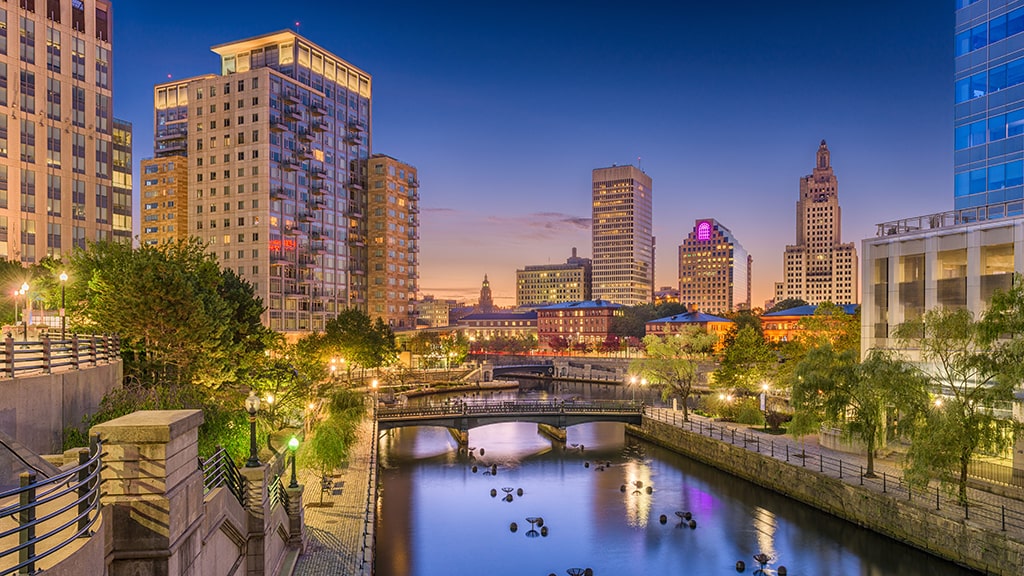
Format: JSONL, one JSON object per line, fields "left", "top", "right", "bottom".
{"left": 0, "top": 436, "right": 102, "bottom": 575}
{"left": 645, "top": 408, "right": 1024, "bottom": 533}
{"left": 968, "top": 459, "right": 1024, "bottom": 490}
{"left": 361, "top": 415, "right": 378, "bottom": 575}
{"left": 0, "top": 334, "right": 120, "bottom": 379}
{"left": 200, "top": 447, "right": 248, "bottom": 508}
{"left": 268, "top": 475, "right": 290, "bottom": 513}
{"left": 377, "top": 399, "right": 642, "bottom": 420}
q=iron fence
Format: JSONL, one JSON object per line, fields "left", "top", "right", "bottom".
{"left": 967, "top": 459, "right": 1024, "bottom": 490}
{"left": 268, "top": 475, "right": 290, "bottom": 513}
{"left": 200, "top": 447, "right": 248, "bottom": 508}
{"left": 377, "top": 399, "right": 642, "bottom": 420}
{"left": 0, "top": 436, "right": 102, "bottom": 575}
{"left": 645, "top": 407, "right": 1024, "bottom": 533}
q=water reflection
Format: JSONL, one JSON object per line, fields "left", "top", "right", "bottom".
{"left": 376, "top": 420, "right": 979, "bottom": 576}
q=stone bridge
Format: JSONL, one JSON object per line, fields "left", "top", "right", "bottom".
{"left": 375, "top": 399, "right": 643, "bottom": 444}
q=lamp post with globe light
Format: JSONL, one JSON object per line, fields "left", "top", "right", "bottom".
{"left": 245, "top": 390, "right": 261, "bottom": 467}
{"left": 288, "top": 436, "right": 300, "bottom": 488}
{"left": 18, "top": 282, "right": 28, "bottom": 340}
{"left": 59, "top": 272, "right": 67, "bottom": 340}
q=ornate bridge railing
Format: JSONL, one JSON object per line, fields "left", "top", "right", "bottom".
{"left": 376, "top": 399, "right": 643, "bottom": 420}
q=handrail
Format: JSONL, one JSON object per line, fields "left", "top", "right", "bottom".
{"left": 644, "top": 407, "right": 1024, "bottom": 533}
{"left": 268, "top": 475, "right": 290, "bottom": 513}
{"left": 0, "top": 435, "right": 102, "bottom": 575}
{"left": 200, "top": 447, "right": 248, "bottom": 508}
{"left": 0, "top": 334, "right": 120, "bottom": 379}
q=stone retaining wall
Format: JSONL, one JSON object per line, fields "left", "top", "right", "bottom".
{"left": 628, "top": 418, "right": 1024, "bottom": 576}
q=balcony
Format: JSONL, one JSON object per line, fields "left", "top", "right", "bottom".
{"left": 298, "top": 256, "right": 317, "bottom": 269}
{"left": 309, "top": 184, "right": 326, "bottom": 197}
{"left": 407, "top": 178, "right": 419, "bottom": 188}
{"left": 308, "top": 198, "right": 326, "bottom": 210}
{"left": 347, "top": 205, "right": 364, "bottom": 218}
{"left": 350, "top": 263, "right": 366, "bottom": 275}
{"left": 284, "top": 107, "right": 302, "bottom": 122}
{"left": 310, "top": 241, "right": 328, "bottom": 254}
{"left": 295, "top": 147, "right": 312, "bottom": 161}
{"left": 270, "top": 187, "right": 289, "bottom": 200}
{"left": 407, "top": 229, "right": 419, "bottom": 240}
{"left": 270, "top": 254, "right": 290, "bottom": 266}
{"left": 344, "top": 179, "right": 363, "bottom": 191}
{"left": 408, "top": 217, "right": 419, "bottom": 227}
{"left": 297, "top": 129, "right": 314, "bottom": 143}
{"left": 310, "top": 103, "right": 328, "bottom": 116}
{"left": 309, "top": 166, "right": 327, "bottom": 179}
{"left": 298, "top": 211, "right": 316, "bottom": 222}
{"left": 408, "top": 189, "right": 420, "bottom": 201}
{"left": 345, "top": 134, "right": 363, "bottom": 146}
{"left": 270, "top": 119, "right": 288, "bottom": 133}
{"left": 409, "top": 244, "right": 419, "bottom": 253}
{"left": 347, "top": 121, "right": 365, "bottom": 133}
{"left": 311, "top": 120, "right": 329, "bottom": 132}
{"left": 350, "top": 234, "right": 367, "bottom": 248}
{"left": 280, "top": 158, "right": 299, "bottom": 171}
{"left": 408, "top": 203, "right": 419, "bottom": 214}
{"left": 282, "top": 93, "right": 301, "bottom": 106}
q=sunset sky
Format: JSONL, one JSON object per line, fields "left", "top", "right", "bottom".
{"left": 116, "top": 1, "right": 953, "bottom": 308}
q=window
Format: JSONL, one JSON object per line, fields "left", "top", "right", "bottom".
{"left": 19, "top": 16, "right": 34, "bottom": 64}
{"left": 46, "top": 26, "right": 59, "bottom": 72}
{"left": 71, "top": 37, "right": 84, "bottom": 81}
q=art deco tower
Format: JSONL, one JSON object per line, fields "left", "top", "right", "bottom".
{"left": 678, "top": 219, "right": 750, "bottom": 314}
{"left": 774, "top": 141, "right": 858, "bottom": 305}
{"left": 591, "top": 165, "right": 653, "bottom": 306}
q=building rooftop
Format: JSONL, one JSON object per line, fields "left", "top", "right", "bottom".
{"left": 763, "top": 304, "right": 859, "bottom": 317}
{"left": 460, "top": 311, "right": 538, "bottom": 321}
{"left": 874, "top": 202, "right": 1024, "bottom": 237}
{"left": 648, "top": 311, "right": 733, "bottom": 324}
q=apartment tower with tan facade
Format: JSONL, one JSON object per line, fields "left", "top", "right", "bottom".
{"left": 366, "top": 154, "right": 418, "bottom": 329}
{"left": 591, "top": 165, "right": 654, "bottom": 306}
{"left": 774, "top": 141, "right": 858, "bottom": 305}
{"left": 152, "top": 30, "right": 373, "bottom": 334}
{"left": 0, "top": 0, "right": 123, "bottom": 262}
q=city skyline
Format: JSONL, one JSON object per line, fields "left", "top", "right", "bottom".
{"left": 116, "top": 1, "right": 953, "bottom": 308}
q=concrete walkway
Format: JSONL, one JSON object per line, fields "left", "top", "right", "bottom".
{"left": 292, "top": 416, "right": 376, "bottom": 576}
{"left": 645, "top": 407, "right": 1024, "bottom": 533}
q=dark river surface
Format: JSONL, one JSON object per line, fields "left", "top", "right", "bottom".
{"left": 374, "top": 386, "right": 980, "bottom": 576}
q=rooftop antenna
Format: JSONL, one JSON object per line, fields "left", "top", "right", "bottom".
{"left": 294, "top": 20, "right": 301, "bottom": 32}
{"left": 638, "top": 156, "right": 643, "bottom": 171}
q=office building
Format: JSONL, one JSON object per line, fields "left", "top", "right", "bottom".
{"left": 416, "top": 295, "right": 456, "bottom": 328}
{"left": 516, "top": 247, "right": 592, "bottom": 307}
{"left": 366, "top": 154, "right": 419, "bottom": 329}
{"left": 775, "top": 141, "right": 858, "bottom": 305}
{"left": 0, "top": 0, "right": 120, "bottom": 262}
{"left": 591, "top": 165, "right": 653, "bottom": 306}
{"left": 954, "top": 1, "right": 1024, "bottom": 218}
{"left": 153, "top": 30, "right": 373, "bottom": 334}
{"left": 678, "top": 219, "right": 751, "bottom": 313}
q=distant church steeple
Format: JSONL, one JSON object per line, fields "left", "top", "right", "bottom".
{"left": 478, "top": 274, "right": 494, "bottom": 313}
{"left": 817, "top": 139, "right": 830, "bottom": 170}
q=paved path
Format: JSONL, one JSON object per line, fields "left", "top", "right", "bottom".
{"left": 645, "top": 407, "right": 1024, "bottom": 534}
{"left": 292, "top": 416, "right": 376, "bottom": 576}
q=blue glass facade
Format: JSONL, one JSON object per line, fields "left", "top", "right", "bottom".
{"left": 954, "top": 0, "right": 1024, "bottom": 217}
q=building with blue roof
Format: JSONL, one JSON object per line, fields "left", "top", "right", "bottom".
{"left": 761, "top": 303, "right": 859, "bottom": 343}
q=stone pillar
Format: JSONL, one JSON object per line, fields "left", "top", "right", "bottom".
{"left": 92, "top": 410, "right": 204, "bottom": 576}
{"left": 240, "top": 465, "right": 269, "bottom": 576}
{"left": 285, "top": 485, "right": 305, "bottom": 549}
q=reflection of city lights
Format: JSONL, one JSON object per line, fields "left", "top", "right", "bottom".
{"left": 622, "top": 460, "right": 653, "bottom": 527}
{"left": 752, "top": 506, "right": 777, "bottom": 561}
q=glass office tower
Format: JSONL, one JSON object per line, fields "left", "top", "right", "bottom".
{"left": 954, "top": 1, "right": 1024, "bottom": 218}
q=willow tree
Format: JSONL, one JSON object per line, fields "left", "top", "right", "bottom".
{"left": 629, "top": 329, "right": 717, "bottom": 420}
{"left": 895, "top": 297, "right": 1023, "bottom": 503}
{"left": 793, "top": 346, "right": 928, "bottom": 477}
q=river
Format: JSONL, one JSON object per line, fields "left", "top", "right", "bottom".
{"left": 374, "top": 388, "right": 979, "bottom": 576}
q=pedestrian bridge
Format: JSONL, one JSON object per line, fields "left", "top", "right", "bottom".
{"left": 375, "top": 400, "right": 643, "bottom": 444}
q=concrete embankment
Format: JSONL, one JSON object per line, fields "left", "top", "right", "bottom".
{"left": 628, "top": 418, "right": 1024, "bottom": 576}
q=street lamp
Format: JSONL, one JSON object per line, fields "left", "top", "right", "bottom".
{"left": 18, "top": 282, "right": 28, "bottom": 341}
{"left": 630, "top": 376, "right": 638, "bottom": 401}
{"left": 288, "top": 436, "right": 300, "bottom": 488}
{"left": 761, "top": 383, "right": 770, "bottom": 431}
{"left": 371, "top": 379, "right": 379, "bottom": 412}
{"left": 245, "top": 390, "right": 261, "bottom": 467}
{"left": 58, "top": 272, "right": 67, "bottom": 340}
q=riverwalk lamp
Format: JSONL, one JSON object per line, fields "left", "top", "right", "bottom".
{"left": 245, "top": 390, "right": 261, "bottom": 467}
{"left": 288, "top": 436, "right": 300, "bottom": 488}
{"left": 59, "top": 272, "right": 68, "bottom": 340}
{"left": 18, "top": 282, "right": 28, "bottom": 341}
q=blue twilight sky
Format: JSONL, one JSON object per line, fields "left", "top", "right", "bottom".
{"left": 114, "top": 1, "right": 953, "bottom": 308}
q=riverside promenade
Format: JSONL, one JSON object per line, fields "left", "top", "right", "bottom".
{"left": 293, "top": 416, "right": 376, "bottom": 576}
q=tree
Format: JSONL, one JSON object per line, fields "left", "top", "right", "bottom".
{"left": 792, "top": 346, "right": 928, "bottom": 477}
{"left": 319, "top": 308, "right": 398, "bottom": 380}
{"left": 713, "top": 325, "right": 776, "bottom": 395}
{"left": 793, "top": 302, "right": 860, "bottom": 357}
{"left": 69, "top": 239, "right": 251, "bottom": 390}
{"left": 895, "top": 304, "right": 1021, "bottom": 502}
{"left": 610, "top": 302, "right": 688, "bottom": 339}
{"left": 303, "top": 389, "right": 364, "bottom": 505}
{"left": 721, "top": 309, "right": 763, "bottom": 349}
{"left": 767, "top": 298, "right": 808, "bottom": 313}
{"left": 629, "top": 329, "right": 717, "bottom": 421}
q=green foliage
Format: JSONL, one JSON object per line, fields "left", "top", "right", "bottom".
{"left": 610, "top": 302, "right": 688, "bottom": 339}
{"left": 722, "top": 309, "right": 763, "bottom": 347}
{"left": 319, "top": 308, "right": 398, "bottom": 374}
{"left": 734, "top": 398, "right": 766, "bottom": 426}
{"left": 239, "top": 339, "right": 325, "bottom": 430}
{"left": 793, "top": 346, "right": 928, "bottom": 476}
{"left": 767, "top": 298, "right": 808, "bottom": 313}
{"left": 68, "top": 239, "right": 267, "bottom": 390}
{"left": 713, "top": 325, "right": 777, "bottom": 394}
{"left": 629, "top": 329, "right": 717, "bottom": 421}
{"left": 895, "top": 303, "right": 1022, "bottom": 502}
{"left": 794, "top": 302, "right": 861, "bottom": 357}
{"left": 302, "top": 388, "right": 366, "bottom": 496}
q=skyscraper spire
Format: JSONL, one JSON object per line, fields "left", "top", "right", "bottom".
{"left": 478, "top": 275, "right": 494, "bottom": 313}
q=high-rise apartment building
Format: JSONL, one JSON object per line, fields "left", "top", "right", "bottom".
{"left": 366, "top": 154, "right": 418, "bottom": 329}
{"left": 0, "top": 0, "right": 121, "bottom": 262}
{"left": 516, "top": 247, "right": 592, "bottom": 307}
{"left": 153, "top": 30, "right": 373, "bottom": 333}
{"left": 678, "top": 219, "right": 751, "bottom": 314}
{"left": 775, "top": 141, "right": 858, "bottom": 305}
{"left": 111, "top": 118, "right": 132, "bottom": 244}
{"left": 591, "top": 165, "right": 653, "bottom": 306}
{"left": 139, "top": 157, "right": 188, "bottom": 245}
{"left": 954, "top": 1, "right": 1024, "bottom": 218}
